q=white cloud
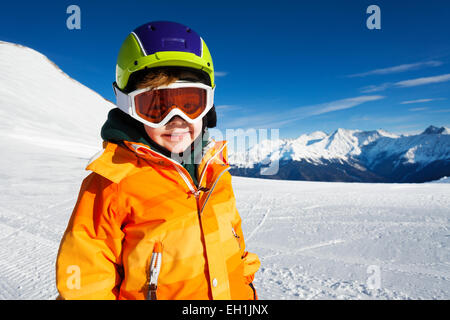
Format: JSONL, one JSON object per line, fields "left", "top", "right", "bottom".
{"left": 360, "top": 74, "right": 450, "bottom": 92}
{"left": 408, "top": 107, "right": 429, "bottom": 111}
{"left": 347, "top": 60, "right": 442, "bottom": 77}
{"left": 221, "top": 95, "right": 385, "bottom": 129}
{"left": 215, "top": 105, "right": 240, "bottom": 112}
{"left": 293, "top": 95, "right": 385, "bottom": 117}
{"left": 351, "top": 115, "right": 417, "bottom": 124}
{"left": 395, "top": 73, "right": 450, "bottom": 87}
{"left": 360, "top": 82, "right": 392, "bottom": 93}
{"left": 429, "top": 109, "right": 450, "bottom": 113}
{"left": 401, "top": 98, "right": 435, "bottom": 104}
{"left": 214, "top": 71, "right": 228, "bottom": 77}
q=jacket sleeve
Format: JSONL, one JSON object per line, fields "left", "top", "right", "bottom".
{"left": 229, "top": 190, "right": 261, "bottom": 286}
{"left": 55, "top": 173, "right": 126, "bottom": 300}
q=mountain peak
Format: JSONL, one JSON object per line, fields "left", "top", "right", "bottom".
{"left": 421, "top": 125, "right": 448, "bottom": 135}
{"left": 331, "top": 127, "right": 359, "bottom": 137}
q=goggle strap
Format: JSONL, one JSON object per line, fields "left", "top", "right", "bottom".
{"left": 113, "top": 83, "right": 132, "bottom": 115}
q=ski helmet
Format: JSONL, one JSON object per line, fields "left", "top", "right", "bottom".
{"left": 115, "top": 21, "right": 215, "bottom": 91}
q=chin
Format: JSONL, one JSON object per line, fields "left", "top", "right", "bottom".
{"left": 166, "top": 141, "right": 191, "bottom": 154}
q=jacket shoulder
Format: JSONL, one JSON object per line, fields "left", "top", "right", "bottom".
{"left": 85, "top": 142, "right": 143, "bottom": 184}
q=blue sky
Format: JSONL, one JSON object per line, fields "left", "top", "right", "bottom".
{"left": 1, "top": 0, "right": 450, "bottom": 139}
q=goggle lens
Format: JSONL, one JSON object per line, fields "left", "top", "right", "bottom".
{"left": 134, "top": 87, "right": 207, "bottom": 123}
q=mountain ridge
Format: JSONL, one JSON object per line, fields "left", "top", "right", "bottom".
{"left": 229, "top": 125, "right": 450, "bottom": 183}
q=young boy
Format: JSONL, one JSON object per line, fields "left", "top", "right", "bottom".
{"left": 55, "top": 21, "right": 260, "bottom": 300}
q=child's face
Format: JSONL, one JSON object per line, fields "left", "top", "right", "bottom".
{"left": 144, "top": 115, "right": 203, "bottom": 154}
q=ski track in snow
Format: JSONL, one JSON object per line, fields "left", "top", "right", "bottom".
{"left": 262, "top": 239, "right": 347, "bottom": 260}
{"left": 246, "top": 197, "right": 273, "bottom": 242}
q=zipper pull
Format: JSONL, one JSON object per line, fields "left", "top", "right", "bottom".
{"left": 190, "top": 186, "right": 210, "bottom": 198}
{"left": 193, "top": 190, "right": 201, "bottom": 198}
{"left": 232, "top": 227, "right": 241, "bottom": 250}
{"left": 231, "top": 227, "right": 240, "bottom": 239}
{"left": 148, "top": 241, "right": 163, "bottom": 300}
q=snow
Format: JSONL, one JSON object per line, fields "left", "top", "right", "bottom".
{"left": 0, "top": 41, "right": 113, "bottom": 157}
{"left": 430, "top": 176, "right": 450, "bottom": 184}
{"left": 229, "top": 126, "right": 450, "bottom": 170}
{"left": 364, "top": 133, "right": 450, "bottom": 168}
{"left": 0, "top": 41, "right": 449, "bottom": 300}
{"left": 234, "top": 177, "right": 450, "bottom": 299}
{"left": 0, "top": 41, "right": 113, "bottom": 298}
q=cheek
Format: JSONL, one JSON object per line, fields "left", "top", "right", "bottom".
{"left": 145, "top": 127, "right": 164, "bottom": 141}
{"left": 192, "top": 120, "right": 203, "bottom": 136}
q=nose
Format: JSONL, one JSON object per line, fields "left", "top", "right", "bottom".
{"left": 168, "top": 115, "right": 186, "bottom": 123}
{"left": 166, "top": 115, "right": 188, "bottom": 128}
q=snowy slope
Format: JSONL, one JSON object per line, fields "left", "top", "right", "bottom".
{"left": 0, "top": 41, "right": 113, "bottom": 157}
{"left": 0, "top": 42, "right": 449, "bottom": 300}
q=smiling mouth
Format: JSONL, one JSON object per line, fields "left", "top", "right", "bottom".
{"left": 162, "top": 131, "right": 190, "bottom": 142}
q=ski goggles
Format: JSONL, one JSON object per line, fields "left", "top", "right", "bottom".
{"left": 113, "top": 81, "right": 215, "bottom": 128}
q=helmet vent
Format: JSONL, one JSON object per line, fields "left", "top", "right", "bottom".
{"left": 148, "top": 25, "right": 155, "bottom": 31}
{"left": 162, "top": 38, "right": 186, "bottom": 50}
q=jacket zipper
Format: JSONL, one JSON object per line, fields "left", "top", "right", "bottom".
{"left": 171, "top": 141, "right": 229, "bottom": 201}
{"left": 199, "top": 166, "right": 231, "bottom": 215}
{"left": 136, "top": 142, "right": 230, "bottom": 298}
{"left": 134, "top": 141, "right": 229, "bottom": 207}
{"left": 147, "top": 241, "right": 163, "bottom": 300}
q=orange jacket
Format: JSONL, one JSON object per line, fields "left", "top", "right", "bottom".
{"left": 55, "top": 138, "right": 260, "bottom": 300}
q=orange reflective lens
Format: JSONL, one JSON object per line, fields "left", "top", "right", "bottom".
{"left": 134, "top": 87, "right": 207, "bottom": 123}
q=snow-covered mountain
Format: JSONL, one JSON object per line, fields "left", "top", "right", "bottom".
{"left": 229, "top": 126, "right": 450, "bottom": 183}
{"left": 231, "top": 128, "right": 398, "bottom": 165}
{"left": 0, "top": 41, "right": 113, "bottom": 157}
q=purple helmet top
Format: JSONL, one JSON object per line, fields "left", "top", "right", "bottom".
{"left": 132, "top": 21, "right": 202, "bottom": 57}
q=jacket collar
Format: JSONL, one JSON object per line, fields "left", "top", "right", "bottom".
{"left": 86, "top": 138, "right": 229, "bottom": 187}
